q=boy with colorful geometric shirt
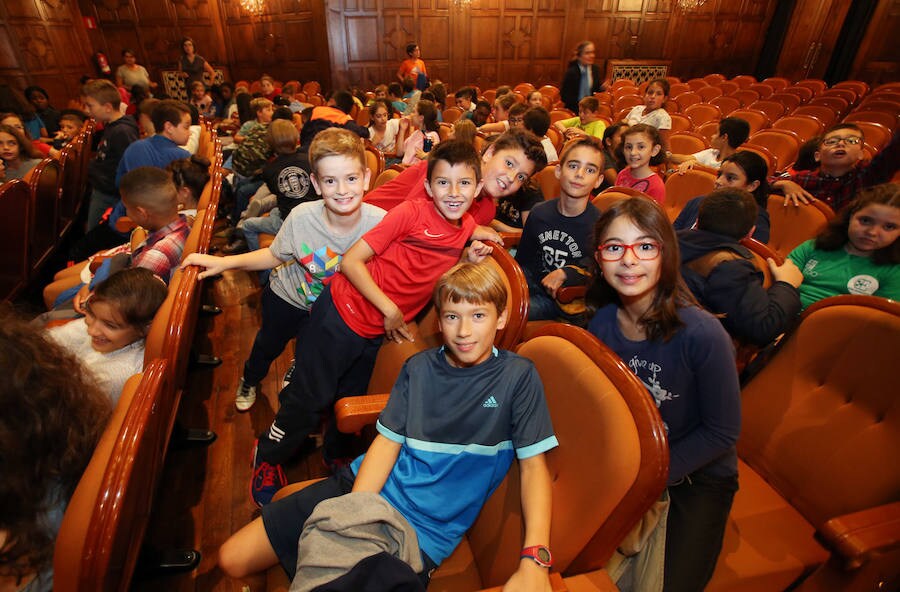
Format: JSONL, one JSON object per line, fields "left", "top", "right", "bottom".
{"left": 218, "top": 263, "right": 558, "bottom": 591}
{"left": 182, "top": 128, "right": 386, "bottom": 412}
{"left": 250, "top": 140, "right": 496, "bottom": 507}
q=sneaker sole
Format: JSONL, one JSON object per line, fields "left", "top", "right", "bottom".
{"left": 235, "top": 397, "right": 256, "bottom": 412}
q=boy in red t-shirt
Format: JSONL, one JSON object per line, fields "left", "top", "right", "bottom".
{"left": 251, "top": 141, "right": 495, "bottom": 506}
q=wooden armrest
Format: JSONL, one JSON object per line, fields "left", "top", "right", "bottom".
{"left": 499, "top": 231, "right": 522, "bottom": 248}
{"left": 335, "top": 393, "right": 389, "bottom": 434}
{"left": 817, "top": 501, "right": 900, "bottom": 568}
{"left": 478, "top": 572, "right": 567, "bottom": 591}
{"left": 556, "top": 285, "right": 587, "bottom": 304}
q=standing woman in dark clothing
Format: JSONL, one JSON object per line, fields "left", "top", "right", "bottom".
{"left": 560, "top": 40, "right": 605, "bottom": 112}
{"left": 178, "top": 37, "right": 216, "bottom": 89}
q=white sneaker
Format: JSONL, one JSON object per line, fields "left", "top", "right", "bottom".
{"left": 235, "top": 378, "right": 257, "bottom": 412}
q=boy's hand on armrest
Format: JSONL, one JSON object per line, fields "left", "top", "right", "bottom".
{"left": 769, "top": 258, "right": 804, "bottom": 288}
{"left": 472, "top": 225, "right": 502, "bottom": 244}
{"left": 774, "top": 180, "right": 813, "bottom": 207}
{"left": 182, "top": 249, "right": 282, "bottom": 278}
{"left": 466, "top": 240, "right": 493, "bottom": 263}
{"left": 502, "top": 560, "right": 552, "bottom": 592}
{"left": 541, "top": 268, "right": 567, "bottom": 298}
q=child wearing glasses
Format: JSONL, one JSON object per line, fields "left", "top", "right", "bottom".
{"left": 774, "top": 123, "right": 899, "bottom": 212}
{"left": 586, "top": 196, "right": 741, "bottom": 592}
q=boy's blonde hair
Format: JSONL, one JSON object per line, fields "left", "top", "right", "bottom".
{"left": 119, "top": 167, "right": 178, "bottom": 215}
{"left": 267, "top": 119, "right": 299, "bottom": 155}
{"left": 250, "top": 97, "right": 273, "bottom": 115}
{"left": 452, "top": 119, "right": 477, "bottom": 145}
{"left": 433, "top": 262, "right": 507, "bottom": 315}
{"left": 559, "top": 136, "right": 603, "bottom": 165}
{"left": 81, "top": 79, "right": 121, "bottom": 109}
{"left": 308, "top": 127, "right": 366, "bottom": 174}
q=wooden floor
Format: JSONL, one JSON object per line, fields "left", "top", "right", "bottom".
{"left": 133, "top": 267, "right": 329, "bottom": 592}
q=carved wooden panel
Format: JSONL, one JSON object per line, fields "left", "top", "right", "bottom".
{"left": 0, "top": 0, "right": 93, "bottom": 104}
{"left": 851, "top": 0, "right": 900, "bottom": 84}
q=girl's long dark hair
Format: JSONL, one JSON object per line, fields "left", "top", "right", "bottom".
{"left": 815, "top": 183, "right": 900, "bottom": 265}
{"left": 586, "top": 196, "right": 698, "bottom": 341}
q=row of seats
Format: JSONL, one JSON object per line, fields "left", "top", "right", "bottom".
{"left": 52, "top": 121, "right": 225, "bottom": 591}
{"left": 262, "top": 226, "right": 900, "bottom": 590}
{"left": 0, "top": 120, "right": 95, "bottom": 301}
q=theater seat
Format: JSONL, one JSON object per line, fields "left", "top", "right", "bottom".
{"left": 54, "top": 360, "right": 175, "bottom": 592}
{"left": 765, "top": 195, "right": 835, "bottom": 258}
{"left": 268, "top": 324, "right": 669, "bottom": 592}
{"left": 708, "top": 295, "right": 900, "bottom": 592}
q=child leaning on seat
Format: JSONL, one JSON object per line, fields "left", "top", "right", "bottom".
{"left": 218, "top": 262, "right": 558, "bottom": 591}
{"left": 182, "top": 128, "right": 387, "bottom": 412}
{"left": 247, "top": 140, "right": 497, "bottom": 507}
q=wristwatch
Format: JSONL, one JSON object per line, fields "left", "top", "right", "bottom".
{"left": 520, "top": 545, "right": 553, "bottom": 568}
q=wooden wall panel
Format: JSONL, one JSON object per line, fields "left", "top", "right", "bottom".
{"left": 0, "top": 0, "right": 94, "bottom": 107}
{"left": 851, "top": 0, "right": 900, "bottom": 84}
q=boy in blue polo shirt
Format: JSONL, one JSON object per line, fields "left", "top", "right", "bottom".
{"left": 218, "top": 262, "right": 559, "bottom": 590}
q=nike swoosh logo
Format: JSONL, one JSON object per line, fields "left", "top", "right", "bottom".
{"left": 424, "top": 229, "right": 445, "bottom": 238}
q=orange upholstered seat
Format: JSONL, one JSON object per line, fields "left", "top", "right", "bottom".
{"left": 765, "top": 195, "right": 834, "bottom": 257}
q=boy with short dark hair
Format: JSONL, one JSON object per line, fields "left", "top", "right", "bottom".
{"left": 516, "top": 137, "right": 603, "bottom": 322}
{"left": 249, "top": 140, "right": 495, "bottom": 506}
{"left": 454, "top": 87, "right": 477, "bottom": 117}
{"left": 553, "top": 96, "right": 607, "bottom": 140}
{"left": 51, "top": 111, "right": 86, "bottom": 150}
{"left": 234, "top": 97, "right": 274, "bottom": 144}
{"left": 524, "top": 106, "right": 559, "bottom": 162}
{"left": 472, "top": 99, "right": 492, "bottom": 127}
{"left": 82, "top": 79, "right": 140, "bottom": 229}
{"left": 218, "top": 262, "right": 558, "bottom": 591}
{"left": 670, "top": 116, "right": 750, "bottom": 172}
{"left": 678, "top": 187, "right": 803, "bottom": 347}
{"left": 775, "top": 122, "right": 899, "bottom": 211}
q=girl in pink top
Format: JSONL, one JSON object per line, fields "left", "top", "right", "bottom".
{"left": 616, "top": 123, "right": 666, "bottom": 205}
{"left": 397, "top": 99, "right": 440, "bottom": 165}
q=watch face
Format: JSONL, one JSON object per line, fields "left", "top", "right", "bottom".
{"left": 537, "top": 547, "right": 551, "bottom": 563}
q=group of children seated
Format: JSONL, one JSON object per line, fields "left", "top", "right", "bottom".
{"left": 1, "top": 68, "right": 897, "bottom": 592}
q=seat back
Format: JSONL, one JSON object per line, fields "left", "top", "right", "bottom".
{"left": 371, "top": 164, "right": 404, "bottom": 189}
{"left": 668, "top": 113, "right": 692, "bottom": 132}
{"left": 770, "top": 91, "right": 802, "bottom": 114}
{"left": 772, "top": 114, "right": 825, "bottom": 142}
{"left": 853, "top": 121, "right": 892, "bottom": 150}
{"left": 738, "top": 296, "right": 900, "bottom": 528}
{"left": 748, "top": 83, "right": 775, "bottom": 99}
{"left": 710, "top": 95, "right": 741, "bottom": 116}
{"left": 442, "top": 106, "right": 463, "bottom": 124}
{"left": 697, "top": 85, "right": 723, "bottom": 101}
{"left": 843, "top": 110, "right": 897, "bottom": 132}
{"left": 793, "top": 105, "right": 837, "bottom": 127}
{"left": 592, "top": 190, "right": 635, "bottom": 212}
{"left": 663, "top": 167, "right": 717, "bottom": 222}
{"left": 57, "top": 143, "right": 81, "bottom": 236}
{"left": 675, "top": 92, "right": 702, "bottom": 110}
{"left": 669, "top": 131, "right": 709, "bottom": 154}
{"left": 458, "top": 325, "right": 668, "bottom": 585}
{"left": 27, "top": 158, "right": 62, "bottom": 274}
{"left": 748, "top": 99, "right": 786, "bottom": 122}
{"left": 365, "top": 242, "right": 529, "bottom": 395}
{"left": 749, "top": 129, "right": 802, "bottom": 172}
{"left": 683, "top": 103, "right": 721, "bottom": 127}
{"left": 54, "top": 359, "right": 174, "bottom": 592}
{"left": 728, "top": 109, "right": 770, "bottom": 134}
{"left": 363, "top": 141, "right": 385, "bottom": 190}
{"left": 731, "top": 89, "right": 760, "bottom": 107}
{"left": 0, "top": 179, "right": 31, "bottom": 300}
{"left": 533, "top": 163, "right": 560, "bottom": 200}
{"left": 766, "top": 195, "right": 831, "bottom": 257}
{"left": 739, "top": 237, "right": 783, "bottom": 289}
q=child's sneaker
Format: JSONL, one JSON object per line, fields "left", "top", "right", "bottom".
{"left": 282, "top": 359, "right": 295, "bottom": 390}
{"left": 250, "top": 439, "right": 287, "bottom": 507}
{"left": 235, "top": 378, "right": 257, "bottom": 412}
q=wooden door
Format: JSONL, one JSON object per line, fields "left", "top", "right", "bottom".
{"left": 776, "top": 0, "right": 852, "bottom": 80}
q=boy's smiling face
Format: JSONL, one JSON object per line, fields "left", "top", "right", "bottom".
{"left": 425, "top": 160, "right": 483, "bottom": 224}
{"left": 438, "top": 298, "right": 507, "bottom": 368}
{"left": 481, "top": 147, "right": 534, "bottom": 199}
{"left": 556, "top": 145, "right": 603, "bottom": 200}
{"left": 311, "top": 154, "right": 370, "bottom": 216}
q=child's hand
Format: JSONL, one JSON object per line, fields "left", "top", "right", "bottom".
{"left": 769, "top": 258, "right": 804, "bottom": 288}
{"left": 398, "top": 117, "right": 410, "bottom": 130}
{"left": 181, "top": 253, "right": 228, "bottom": 279}
{"left": 777, "top": 181, "right": 814, "bottom": 207}
{"left": 564, "top": 127, "right": 586, "bottom": 139}
{"left": 471, "top": 225, "right": 502, "bottom": 245}
{"left": 415, "top": 149, "right": 427, "bottom": 160}
{"left": 73, "top": 284, "right": 92, "bottom": 315}
{"left": 466, "top": 240, "right": 493, "bottom": 263}
{"left": 383, "top": 304, "right": 413, "bottom": 343}
{"left": 541, "top": 268, "right": 567, "bottom": 298}
{"left": 677, "top": 160, "right": 697, "bottom": 175}
{"left": 502, "top": 561, "right": 552, "bottom": 592}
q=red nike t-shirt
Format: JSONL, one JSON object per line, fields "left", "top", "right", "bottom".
{"left": 329, "top": 200, "right": 476, "bottom": 338}
{"left": 364, "top": 160, "right": 496, "bottom": 226}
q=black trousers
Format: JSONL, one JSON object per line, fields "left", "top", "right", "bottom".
{"left": 256, "top": 285, "right": 382, "bottom": 465}
{"left": 243, "top": 285, "right": 310, "bottom": 386}
{"left": 664, "top": 471, "right": 738, "bottom": 592}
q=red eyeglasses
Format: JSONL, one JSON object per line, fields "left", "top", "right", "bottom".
{"left": 597, "top": 241, "right": 662, "bottom": 261}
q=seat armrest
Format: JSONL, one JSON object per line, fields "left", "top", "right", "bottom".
{"left": 478, "top": 572, "right": 568, "bottom": 591}
{"left": 499, "top": 231, "right": 522, "bottom": 248}
{"left": 335, "top": 393, "right": 389, "bottom": 434}
{"left": 817, "top": 501, "right": 900, "bottom": 568}
{"left": 556, "top": 285, "right": 587, "bottom": 304}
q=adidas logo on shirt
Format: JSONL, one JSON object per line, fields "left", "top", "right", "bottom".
{"left": 482, "top": 396, "right": 499, "bottom": 408}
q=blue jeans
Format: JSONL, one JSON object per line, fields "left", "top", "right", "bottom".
{"left": 243, "top": 208, "right": 283, "bottom": 252}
